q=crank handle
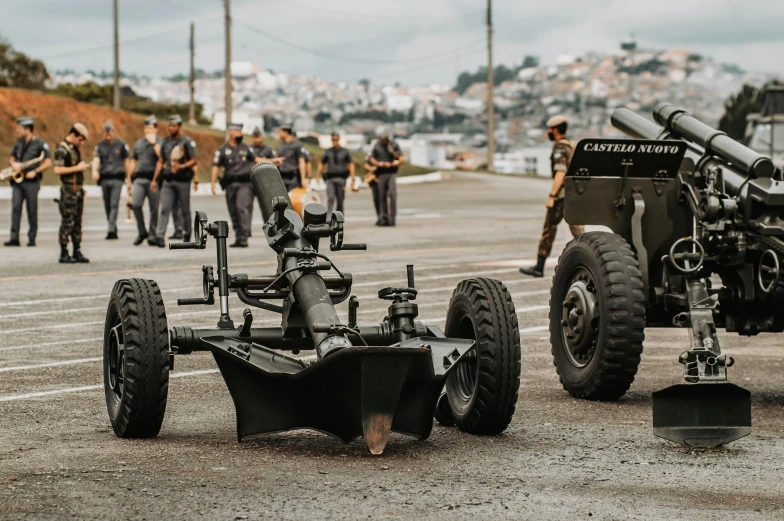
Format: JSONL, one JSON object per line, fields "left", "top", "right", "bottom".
{"left": 340, "top": 243, "right": 367, "bottom": 251}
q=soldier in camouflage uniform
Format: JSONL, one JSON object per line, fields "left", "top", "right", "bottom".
{"left": 520, "top": 115, "right": 583, "bottom": 277}
{"left": 53, "top": 123, "right": 91, "bottom": 263}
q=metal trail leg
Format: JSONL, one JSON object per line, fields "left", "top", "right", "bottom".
{"left": 652, "top": 279, "right": 751, "bottom": 447}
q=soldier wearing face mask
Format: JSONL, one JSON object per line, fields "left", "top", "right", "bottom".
{"left": 519, "top": 115, "right": 584, "bottom": 278}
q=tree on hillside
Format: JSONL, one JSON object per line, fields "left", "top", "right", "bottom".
{"left": 719, "top": 84, "right": 761, "bottom": 141}
{"left": 0, "top": 37, "right": 49, "bottom": 90}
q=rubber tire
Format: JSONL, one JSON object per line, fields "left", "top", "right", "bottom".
{"left": 103, "top": 278, "right": 170, "bottom": 437}
{"left": 550, "top": 232, "right": 645, "bottom": 401}
{"left": 444, "top": 278, "right": 521, "bottom": 435}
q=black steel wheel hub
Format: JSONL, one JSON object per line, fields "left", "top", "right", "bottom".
{"left": 561, "top": 268, "right": 599, "bottom": 368}
{"left": 107, "top": 321, "right": 126, "bottom": 404}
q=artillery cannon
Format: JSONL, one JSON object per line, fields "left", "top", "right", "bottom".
{"left": 102, "top": 162, "right": 521, "bottom": 454}
{"left": 550, "top": 102, "right": 784, "bottom": 447}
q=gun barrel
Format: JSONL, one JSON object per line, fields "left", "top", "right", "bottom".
{"left": 250, "top": 162, "right": 351, "bottom": 358}
{"left": 251, "top": 161, "right": 293, "bottom": 221}
{"left": 610, "top": 107, "right": 666, "bottom": 141}
{"left": 653, "top": 103, "right": 774, "bottom": 179}
{"left": 611, "top": 106, "right": 766, "bottom": 200}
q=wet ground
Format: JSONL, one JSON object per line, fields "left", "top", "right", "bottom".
{"left": 1, "top": 172, "right": 783, "bottom": 520}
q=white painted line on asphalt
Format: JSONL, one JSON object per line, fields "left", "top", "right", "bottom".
{"left": 0, "top": 357, "right": 101, "bottom": 373}
{"left": 0, "top": 369, "right": 220, "bottom": 402}
{"left": 0, "top": 337, "right": 102, "bottom": 353}
{"left": 0, "top": 306, "right": 106, "bottom": 320}
{"left": 0, "top": 271, "right": 550, "bottom": 336}
{"left": 0, "top": 261, "right": 515, "bottom": 310}
{"left": 520, "top": 325, "right": 549, "bottom": 334}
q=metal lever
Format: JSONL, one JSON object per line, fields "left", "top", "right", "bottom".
{"left": 341, "top": 244, "right": 367, "bottom": 251}
{"left": 348, "top": 295, "right": 359, "bottom": 329}
{"left": 407, "top": 264, "right": 416, "bottom": 289}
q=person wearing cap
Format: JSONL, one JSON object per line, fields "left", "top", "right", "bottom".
{"left": 317, "top": 132, "right": 356, "bottom": 219}
{"left": 249, "top": 127, "right": 275, "bottom": 161}
{"left": 520, "top": 115, "right": 584, "bottom": 278}
{"left": 128, "top": 115, "right": 163, "bottom": 246}
{"left": 53, "top": 123, "right": 91, "bottom": 263}
{"left": 151, "top": 114, "right": 197, "bottom": 247}
{"left": 211, "top": 122, "right": 256, "bottom": 248}
{"left": 92, "top": 120, "right": 130, "bottom": 240}
{"left": 4, "top": 116, "right": 52, "bottom": 247}
{"left": 369, "top": 130, "right": 404, "bottom": 226}
{"left": 268, "top": 122, "right": 307, "bottom": 192}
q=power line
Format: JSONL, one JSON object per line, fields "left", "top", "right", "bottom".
{"left": 370, "top": 46, "right": 485, "bottom": 80}
{"left": 39, "top": 15, "right": 221, "bottom": 61}
{"left": 236, "top": 21, "right": 483, "bottom": 65}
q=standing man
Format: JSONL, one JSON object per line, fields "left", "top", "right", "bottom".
{"left": 151, "top": 115, "right": 197, "bottom": 247}
{"left": 211, "top": 122, "right": 255, "bottom": 248}
{"left": 317, "top": 132, "right": 355, "bottom": 219}
{"left": 520, "top": 115, "right": 584, "bottom": 278}
{"left": 128, "top": 115, "right": 162, "bottom": 246}
{"left": 268, "top": 123, "right": 307, "bottom": 192}
{"left": 53, "top": 123, "right": 91, "bottom": 263}
{"left": 5, "top": 116, "right": 51, "bottom": 247}
{"left": 93, "top": 120, "right": 130, "bottom": 240}
{"left": 370, "top": 130, "right": 404, "bottom": 227}
{"left": 249, "top": 126, "right": 275, "bottom": 161}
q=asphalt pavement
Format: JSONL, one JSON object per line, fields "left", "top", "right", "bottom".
{"left": 1, "top": 172, "right": 783, "bottom": 520}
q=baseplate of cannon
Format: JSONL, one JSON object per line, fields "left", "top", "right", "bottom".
{"left": 102, "top": 162, "right": 521, "bottom": 454}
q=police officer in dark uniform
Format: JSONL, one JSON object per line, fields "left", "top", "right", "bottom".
{"left": 211, "top": 122, "right": 255, "bottom": 248}
{"left": 370, "top": 130, "right": 404, "bottom": 226}
{"left": 520, "top": 115, "right": 584, "bottom": 277}
{"left": 5, "top": 116, "right": 52, "bottom": 247}
{"left": 92, "top": 120, "right": 130, "bottom": 240}
{"left": 53, "top": 123, "right": 91, "bottom": 263}
{"left": 269, "top": 122, "right": 307, "bottom": 191}
{"left": 128, "top": 115, "right": 162, "bottom": 246}
{"left": 250, "top": 126, "right": 275, "bottom": 160}
{"left": 151, "top": 115, "right": 197, "bottom": 247}
{"left": 317, "top": 131, "right": 356, "bottom": 218}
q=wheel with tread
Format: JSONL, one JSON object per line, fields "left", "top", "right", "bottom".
{"left": 103, "top": 278, "right": 170, "bottom": 438}
{"left": 444, "top": 278, "right": 521, "bottom": 435}
{"left": 550, "top": 232, "right": 646, "bottom": 401}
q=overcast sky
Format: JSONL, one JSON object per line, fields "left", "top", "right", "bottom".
{"left": 4, "top": 0, "right": 784, "bottom": 85}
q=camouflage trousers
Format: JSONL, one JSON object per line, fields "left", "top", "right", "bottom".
{"left": 59, "top": 183, "right": 85, "bottom": 246}
{"left": 537, "top": 198, "right": 584, "bottom": 258}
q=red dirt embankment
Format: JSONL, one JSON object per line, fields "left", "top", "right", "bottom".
{"left": 0, "top": 88, "right": 223, "bottom": 184}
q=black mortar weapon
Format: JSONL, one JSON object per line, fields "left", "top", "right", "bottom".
{"left": 102, "top": 162, "right": 521, "bottom": 454}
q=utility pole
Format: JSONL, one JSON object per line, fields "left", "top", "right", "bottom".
{"left": 486, "top": 0, "right": 494, "bottom": 172}
{"left": 224, "top": 0, "right": 232, "bottom": 128}
{"left": 113, "top": 0, "right": 120, "bottom": 109}
{"left": 189, "top": 22, "right": 196, "bottom": 125}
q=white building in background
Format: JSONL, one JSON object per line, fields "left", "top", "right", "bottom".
{"left": 316, "top": 134, "right": 365, "bottom": 150}
{"left": 212, "top": 110, "right": 264, "bottom": 133}
{"left": 231, "top": 61, "right": 259, "bottom": 77}
{"left": 493, "top": 147, "right": 551, "bottom": 177}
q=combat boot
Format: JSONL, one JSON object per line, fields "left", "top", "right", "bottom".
{"left": 519, "top": 256, "right": 546, "bottom": 278}
{"left": 59, "top": 245, "right": 75, "bottom": 264}
{"left": 133, "top": 232, "right": 149, "bottom": 246}
{"left": 71, "top": 242, "right": 90, "bottom": 263}
{"left": 3, "top": 238, "right": 20, "bottom": 247}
